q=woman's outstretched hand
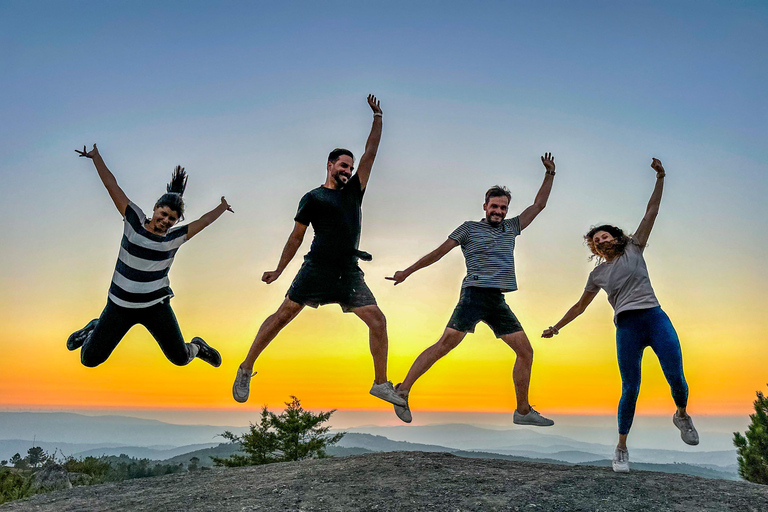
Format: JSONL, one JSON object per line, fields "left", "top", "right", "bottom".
{"left": 651, "top": 158, "right": 665, "bottom": 177}
{"left": 75, "top": 143, "right": 98, "bottom": 159}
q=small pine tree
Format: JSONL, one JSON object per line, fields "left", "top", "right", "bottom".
{"left": 25, "top": 447, "right": 46, "bottom": 468}
{"left": 213, "top": 396, "right": 344, "bottom": 467}
{"left": 734, "top": 384, "right": 768, "bottom": 484}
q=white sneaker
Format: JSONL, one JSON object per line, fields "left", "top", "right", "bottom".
{"left": 513, "top": 407, "right": 554, "bottom": 427}
{"left": 393, "top": 384, "right": 412, "bottom": 423}
{"left": 370, "top": 381, "right": 407, "bottom": 407}
{"left": 673, "top": 412, "right": 700, "bottom": 446}
{"left": 612, "top": 447, "right": 630, "bottom": 473}
{"left": 232, "top": 367, "right": 256, "bottom": 403}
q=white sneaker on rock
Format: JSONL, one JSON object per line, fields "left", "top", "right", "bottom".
{"left": 612, "top": 447, "right": 630, "bottom": 473}
{"left": 232, "top": 367, "right": 256, "bottom": 403}
{"left": 513, "top": 407, "right": 554, "bottom": 427}
{"left": 369, "top": 381, "right": 407, "bottom": 407}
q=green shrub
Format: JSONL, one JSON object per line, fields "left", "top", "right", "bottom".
{"left": 213, "top": 396, "right": 344, "bottom": 467}
{"left": 734, "top": 384, "right": 768, "bottom": 484}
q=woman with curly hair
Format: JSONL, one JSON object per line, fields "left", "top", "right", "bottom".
{"left": 67, "top": 144, "right": 233, "bottom": 369}
{"left": 542, "top": 158, "right": 697, "bottom": 473}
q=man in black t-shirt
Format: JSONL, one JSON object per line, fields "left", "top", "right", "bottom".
{"left": 233, "top": 95, "right": 406, "bottom": 408}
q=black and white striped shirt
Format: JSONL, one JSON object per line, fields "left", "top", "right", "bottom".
{"left": 108, "top": 202, "right": 189, "bottom": 308}
{"left": 449, "top": 216, "right": 522, "bottom": 292}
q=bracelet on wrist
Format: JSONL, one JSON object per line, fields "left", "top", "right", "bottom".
{"left": 546, "top": 170, "right": 556, "bottom": 176}
{"left": 373, "top": 113, "right": 383, "bottom": 117}
{"left": 656, "top": 171, "right": 666, "bottom": 179}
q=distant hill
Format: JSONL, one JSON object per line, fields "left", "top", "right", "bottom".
{"left": 2, "top": 452, "right": 765, "bottom": 512}
{"left": 0, "top": 413, "right": 242, "bottom": 449}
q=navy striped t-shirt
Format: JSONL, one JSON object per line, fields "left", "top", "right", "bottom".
{"left": 108, "top": 202, "right": 189, "bottom": 308}
{"left": 449, "top": 216, "right": 522, "bottom": 292}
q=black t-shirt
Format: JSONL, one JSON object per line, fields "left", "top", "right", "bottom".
{"left": 294, "top": 173, "right": 365, "bottom": 266}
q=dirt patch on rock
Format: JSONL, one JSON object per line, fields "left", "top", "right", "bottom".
{"left": 2, "top": 452, "right": 767, "bottom": 511}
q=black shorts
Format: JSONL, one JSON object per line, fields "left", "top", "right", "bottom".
{"left": 287, "top": 259, "right": 377, "bottom": 313}
{"left": 447, "top": 287, "right": 523, "bottom": 337}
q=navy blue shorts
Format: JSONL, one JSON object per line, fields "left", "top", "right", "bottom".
{"left": 447, "top": 287, "right": 523, "bottom": 337}
{"left": 287, "top": 259, "right": 377, "bottom": 313}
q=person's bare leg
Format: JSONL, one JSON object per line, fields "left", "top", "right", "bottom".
{"left": 352, "top": 305, "right": 389, "bottom": 384}
{"left": 399, "top": 328, "right": 467, "bottom": 392}
{"left": 499, "top": 331, "right": 534, "bottom": 414}
{"left": 240, "top": 298, "right": 304, "bottom": 371}
{"left": 617, "top": 433, "right": 628, "bottom": 451}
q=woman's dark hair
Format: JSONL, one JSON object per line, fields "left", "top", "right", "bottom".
{"left": 154, "top": 165, "right": 187, "bottom": 219}
{"left": 328, "top": 148, "right": 354, "bottom": 163}
{"left": 584, "top": 224, "right": 632, "bottom": 262}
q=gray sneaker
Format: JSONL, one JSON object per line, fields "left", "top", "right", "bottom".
{"left": 233, "top": 367, "right": 256, "bottom": 403}
{"left": 612, "top": 447, "right": 630, "bottom": 473}
{"left": 393, "top": 384, "right": 412, "bottom": 423}
{"left": 513, "top": 407, "right": 554, "bottom": 427}
{"left": 370, "top": 381, "right": 407, "bottom": 407}
{"left": 67, "top": 319, "right": 98, "bottom": 351}
{"left": 673, "top": 413, "right": 700, "bottom": 445}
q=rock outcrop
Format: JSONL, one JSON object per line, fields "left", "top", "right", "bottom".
{"left": 3, "top": 452, "right": 768, "bottom": 511}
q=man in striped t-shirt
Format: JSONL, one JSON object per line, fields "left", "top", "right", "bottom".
{"left": 67, "top": 144, "right": 232, "bottom": 369}
{"left": 387, "top": 153, "right": 557, "bottom": 425}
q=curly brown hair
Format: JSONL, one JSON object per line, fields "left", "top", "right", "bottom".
{"left": 584, "top": 224, "right": 632, "bottom": 263}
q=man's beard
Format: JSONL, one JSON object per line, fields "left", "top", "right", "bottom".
{"left": 487, "top": 214, "right": 504, "bottom": 227}
{"left": 334, "top": 174, "right": 349, "bottom": 188}
{"left": 596, "top": 240, "right": 623, "bottom": 260}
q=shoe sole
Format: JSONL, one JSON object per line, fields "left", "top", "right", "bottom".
{"left": 612, "top": 465, "right": 630, "bottom": 473}
{"left": 370, "top": 391, "right": 407, "bottom": 407}
{"left": 513, "top": 419, "right": 554, "bottom": 427}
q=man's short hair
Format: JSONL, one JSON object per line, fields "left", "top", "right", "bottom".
{"left": 485, "top": 185, "right": 511, "bottom": 204}
{"left": 328, "top": 148, "right": 354, "bottom": 163}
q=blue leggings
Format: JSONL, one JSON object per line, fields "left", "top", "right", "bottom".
{"left": 616, "top": 306, "right": 688, "bottom": 435}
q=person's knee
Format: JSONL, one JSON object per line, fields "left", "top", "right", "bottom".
{"left": 368, "top": 310, "right": 387, "bottom": 332}
{"left": 621, "top": 382, "right": 641, "bottom": 399}
{"left": 274, "top": 305, "right": 299, "bottom": 325}
{"left": 435, "top": 332, "right": 462, "bottom": 356}
{"left": 81, "top": 350, "right": 105, "bottom": 368}
{"left": 168, "top": 351, "right": 192, "bottom": 367}
{"left": 518, "top": 342, "right": 534, "bottom": 362}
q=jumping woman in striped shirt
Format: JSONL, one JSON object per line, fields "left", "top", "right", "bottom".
{"left": 67, "top": 144, "right": 232, "bottom": 368}
{"left": 542, "top": 158, "right": 698, "bottom": 473}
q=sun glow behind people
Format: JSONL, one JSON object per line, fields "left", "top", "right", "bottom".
{"left": 0, "top": 1, "right": 766, "bottom": 420}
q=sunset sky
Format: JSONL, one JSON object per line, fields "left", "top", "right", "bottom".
{"left": 1, "top": 1, "right": 766, "bottom": 424}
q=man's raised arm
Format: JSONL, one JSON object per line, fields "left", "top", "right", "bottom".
{"left": 262, "top": 222, "right": 308, "bottom": 284}
{"left": 386, "top": 238, "right": 459, "bottom": 285}
{"left": 355, "top": 94, "right": 383, "bottom": 190}
{"left": 518, "top": 152, "right": 556, "bottom": 230}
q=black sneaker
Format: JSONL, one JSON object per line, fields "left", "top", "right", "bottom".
{"left": 190, "top": 337, "right": 222, "bottom": 367}
{"left": 67, "top": 319, "right": 98, "bottom": 351}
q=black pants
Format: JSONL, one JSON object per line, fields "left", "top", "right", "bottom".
{"left": 81, "top": 299, "right": 193, "bottom": 367}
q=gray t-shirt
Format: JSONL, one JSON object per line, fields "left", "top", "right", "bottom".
{"left": 449, "top": 216, "right": 522, "bottom": 292}
{"left": 585, "top": 241, "right": 659, "bottom": 318}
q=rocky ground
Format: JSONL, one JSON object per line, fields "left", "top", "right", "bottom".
{"left": 2, "top": 451, "right": 767, "bottom": 511}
